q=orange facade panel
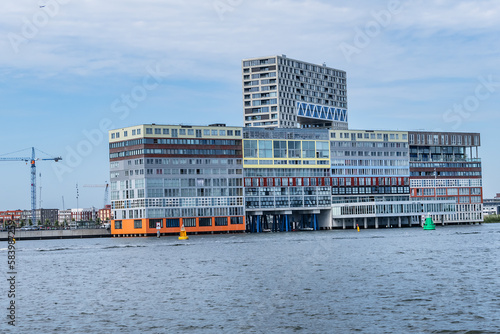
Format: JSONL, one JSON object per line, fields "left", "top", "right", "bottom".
{"left": 111, "top": 217, "right": 245, "bottom": 236}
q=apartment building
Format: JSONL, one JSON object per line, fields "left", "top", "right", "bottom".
{"left": 243, "top": 55, "right": 348, "bottom": 129}
{"left": 108, "top": 124, "right": 482, "bottom": 235}
{"left": 108, "top": 124, "right": 245, "bottom": 236}
{"left": 409, "top": 131, "right": 482, "bottom": 223}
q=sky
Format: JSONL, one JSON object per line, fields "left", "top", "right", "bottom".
{"left": 0, "top": 0, "right": 499, "bottom": 210}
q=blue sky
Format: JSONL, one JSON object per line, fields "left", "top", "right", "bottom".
{"left": 1, "top": 0, "right": 499, "bottom": 210}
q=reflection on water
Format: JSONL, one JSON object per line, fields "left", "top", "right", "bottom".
{"left": 3, "top": 223, "right": 499, "bottom": 333}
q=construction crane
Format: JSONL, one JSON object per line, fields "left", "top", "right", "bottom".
{"left": 83, "top": 182, "right": 110, "bottom": 208}
{"left": 0, "top": 147, "right": 62, "bottom": 223}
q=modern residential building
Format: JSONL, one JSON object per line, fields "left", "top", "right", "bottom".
{"left": 408, "top": 131, "right": 482, "bottom": 223}
{"left": 20, "top": 208, "right": 58, "bottom": 225}
{"left": 108, "top": 124, "right": 483, "bottom": 236}
{"left": 242, "top": 127, "right": 333, "bottom": 231}
{"left": 0, "top": 210, "right": 22, "bottom": 227}
{"left": 108, "top": 124, "right": 245, "bottom": 236}
{"left": 98, "top": 205, "right": 112, "bottom": 223}
{"left": 105, "top": 55, "right": 483, "bottom": 236}
{"left": 242, "top": 55, "right": 348, "bottom": 129}
{"left": 58, "top": 209, "right": 72, "bottom": 226}
{"left": 482, "top": 194, "right": 500, "bottom": 216}
{"left": 71, "top": 207, "right": 98, "bottom": 222}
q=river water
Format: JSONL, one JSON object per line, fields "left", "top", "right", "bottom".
{"left": 2, "top": 223, "right": 499, "bottom": 333}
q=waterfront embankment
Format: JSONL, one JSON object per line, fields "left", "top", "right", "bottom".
{"left": 0, "top": 228, "right": 111, "bottom": 241}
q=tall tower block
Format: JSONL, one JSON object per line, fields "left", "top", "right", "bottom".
{"left": 242, "top": 55, "right": 348, "bottom": 129}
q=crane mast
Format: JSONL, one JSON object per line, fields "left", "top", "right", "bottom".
{"left": 0, "top": 147, "right": 61, "bottom": 223}
{"left": 31, "top": 147, "right": 36, "bottom": 223}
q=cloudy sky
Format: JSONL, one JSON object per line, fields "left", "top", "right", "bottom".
{"left": 1, "top": 0, "right": 499, "bottom": 210}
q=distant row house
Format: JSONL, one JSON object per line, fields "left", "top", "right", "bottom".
{"left": 0, "top": 206, "right": 113, "bottom": 227}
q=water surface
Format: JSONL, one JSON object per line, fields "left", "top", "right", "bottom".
{"left": 2, "top": 224, "right": 499, "bottom": 333}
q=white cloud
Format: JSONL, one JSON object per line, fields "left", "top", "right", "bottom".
{"left": 1, "top": 0, "right": 500, "bottom": 207}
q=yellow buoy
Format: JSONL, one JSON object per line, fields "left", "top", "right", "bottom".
{"left": 356, "top": 224, "right": 360, "bottom": 232}
{"left": 178, "top": 222, "right": 189, "bottom": 240}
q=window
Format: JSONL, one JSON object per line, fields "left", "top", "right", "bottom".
{"left": 166, "top": 219, "right": 180, "bottom": 228}
{"left": 183, "top": 218, "right": 196, "bottom": 227}
{"left": 288, "top": 141, "right": 301, "bottom": 158}
{"left": 230, "top": 217, "right": 243, "bottom": 225}
{"left": 316, "top": 141, "right": 329, "bottom": 158}
{"left": 124, "top": 131, "right": 128, "bottom": 137}
{"left": 215, "top": 217, "right": 228, "bottom": 226}
{"left": 259, "top": 140, "right": 272, "bottom": 158}
{"left": 459, "top": 196, "right": 469, "bottom": 203}
{"left": 302, "top": 141, "right": 315, "bottom": 158}
{"left": 163, "top": 128, "right": 170, "bottom": 135}
{"left": 179, "top": 129, "right": 186, "bottom": 135}
{"left": 199, "top": 218, "right": 212, "bottom": 226}
{"left": 114, "top": 220, "right": 122, "bottom": 229}
{"left": 471, "top": 188, "right": 481, "bottom": 195}
{"left": 244, "top": 140, "right": 258, "bottom": 158}
{"left": 146, "top": 128, "right": 153, "bottom": 134}
{"left": 149, "top": 218, "right": 163, "bottom": 229}
{"left": 132, "top": 130, "right": 136, "bottom": 136}
{"left": 471, "top": 196, "right": 481, "bottom": 203}
{"left": 154, "top": 128, "right": 161, "bottom": 134}
{"left": 134, "top": 220, "right": 142, "bottom": 229}
{"left": 274, "top": 141, "right": 287, "bottom": 158}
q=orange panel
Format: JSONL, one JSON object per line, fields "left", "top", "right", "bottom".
{"left": 111, "top": 216, "right": 246, "bottom": 236}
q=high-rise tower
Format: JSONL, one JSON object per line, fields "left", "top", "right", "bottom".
{"left": 242, "top": 55, "right": 348, "bottom": 129}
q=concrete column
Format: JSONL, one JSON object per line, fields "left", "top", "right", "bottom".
{"left": 398, "top": 216, "right": 401, "bottom": 228}
{"left": 364, "top": 217, "right": 368, "bottom": 229}
{"left": 353, "top": 218, "right": 357, "bottom": 229}
{"left": 342, "top": 219, "right": 346, "bottom": 230}
{"left": 375, "top": 217, "right": 379, "bottom": 229}
{"left": 387, "top": 217, "right": 390, "bottom": 228}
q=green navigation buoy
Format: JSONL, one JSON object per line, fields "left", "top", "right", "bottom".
{"left": 423, "top": 215, "right": 436, "bottom": 230}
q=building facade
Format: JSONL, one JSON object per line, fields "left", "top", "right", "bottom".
{"left": 408, "top": 131, "right": 482, "bottom": 223}
{"left": 108, "top": 124, "right": 246, "bottom": 236}
{"left": 243, "top": 55, "right": 348, "bottom": 129}
{"left": 242, "top": 127, "right": 332, "bottom": 231}
{"left": 20, "top": 209, "right": 58, "bottom": 225}
{"left": 483, "top": 194, "right": 500, "bottom": 215}
{"left": 108, "top": 124, "right": 482, "bottom": 236}
{"left": 71, "top": 208, "right": 98, "bottom": 222}
{"left": 58, "top": 209, "right": 72, "bottom": 226}
{"left": 0, "top": 210, "right": 22, "bottom": 227}
{"left": 98, "top": 205, "right": 112, "bottom": 223}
